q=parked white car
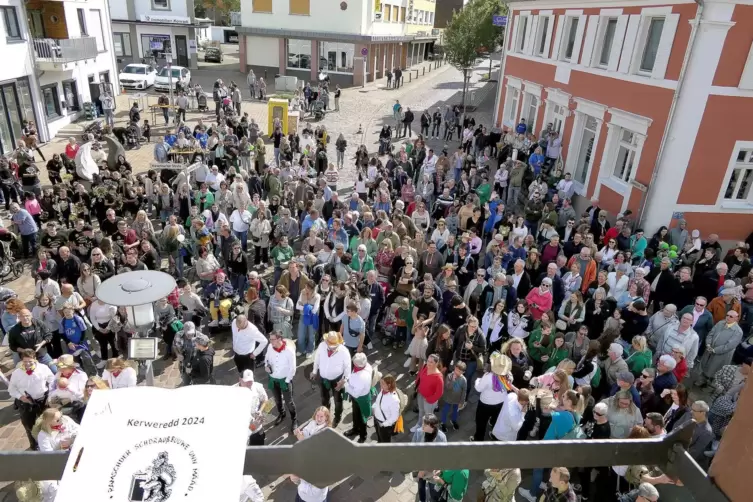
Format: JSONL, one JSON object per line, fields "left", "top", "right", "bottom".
{"left": 154, "top": 66, "right": 191, "bottom": 92}
{"left": 118, "top": 64, "right": 157, "bottom": 90}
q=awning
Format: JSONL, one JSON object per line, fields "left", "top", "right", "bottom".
{"left": 235, "top": 26, "right": 414, "bottom": 44}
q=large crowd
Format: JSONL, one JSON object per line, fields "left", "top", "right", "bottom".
{"left": 2, "top": 87, "right": 753, "bottom": 502}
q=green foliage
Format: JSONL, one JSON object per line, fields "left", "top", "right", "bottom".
{"left": 444, "top": 0, "right": 507, "bottom": 70}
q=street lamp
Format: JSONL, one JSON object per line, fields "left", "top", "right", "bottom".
{"left": 165, "top": 52, "right": 174, "bottom": 124}
{"left": 96, "top": 270, "right": 177, "bottom": 386}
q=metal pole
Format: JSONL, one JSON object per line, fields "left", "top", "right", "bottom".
{"left": 168, "top": 57, "right": 174, "bottom": 125}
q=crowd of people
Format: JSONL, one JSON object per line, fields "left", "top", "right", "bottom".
{"left": 3, "top": 85, "right": 753, "bottom": 502}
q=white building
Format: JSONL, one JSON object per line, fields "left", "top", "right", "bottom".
{"left": 0, "top": 0, "right": 119, "bottom": 146}
{"left": 109, "top": 0, "right": 209, "bottom": 70}
{"left": 237, "top": 0, "right": 417, "bottom": 87}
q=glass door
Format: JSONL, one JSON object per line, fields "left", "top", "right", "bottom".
{"left": 0, "top": 97, "right": 12, "bottom": 155}
{"left": 0, "top": 81, "right": 30, "bottom": 154}
{"left": 574, "top": 115, "right": 598, "bottom": 185}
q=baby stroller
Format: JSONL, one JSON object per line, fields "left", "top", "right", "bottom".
{"left": 311, "top": 100, "right": 325, "bottom": 121}
{"left": 197, "top": 94, "right": 208, "bottom": 112}
{"left": 379, "top": 131, "right": 393, "bottom": 156}
{"left": 125, "top": 122, "right": 141, "bottom": 149}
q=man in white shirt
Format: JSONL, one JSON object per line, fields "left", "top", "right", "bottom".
{"left": 34, "top": 272, "right": 61, "bottom": 301}
{"left": 291, "top": 476, "right": 329, "bottom": 502}
{"left": 344, "top": 352, "right": 375, "bottom": 442}
{"left": 229, "top": 207, "right": 252, "bottom": 252}
{"left": 264, "top": 330, "right": 298, "bottom": 431}
{"left": 205, "top": 165, "right": 225, "bottom": 192}
{"left": 8, "top": 349, "right": 55, "bottom": 449}
{"left": 192, "top": 157, "right": 210, "bottom": 185}
{"left": 239, "top": 369, "right": 269, "bottom": 446}
{"left": 310, "top": 332, "right": 351, "bottom": 427}
{"left": 232, "top": 315, "right": 268, "bottom": 374}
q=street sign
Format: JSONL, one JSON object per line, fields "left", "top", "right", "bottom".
{"left": 361, "top": 47, "right": 368, "bottom": 56}
{"left": 493, "top": 15, "right": 507, "bottom": 27}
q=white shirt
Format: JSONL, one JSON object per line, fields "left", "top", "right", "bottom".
{"left": 240, "top": 381, "right": 268, "bottom": 437}
{"left": 88, "top": 302, "right": 117, "bottom": 328}
{"left": 312, "top": 343, "right": 351, "bottom": 381}
{"left": 239, "top": 475, "right": 265, "bottom": 502}
{"left": 512, "top": 271, "right": 524, "bottom": 290}
{"left": 297, "top": 479, "right": 329, "bottom": 502}
{"left": 492, "top": 392, "right": 525, "bottom": 441}
{"left": 101, "top": 367, "right": 138, "bottom": 389}
{"left": 9, "top": 364, "right": 55, "bottom": 400}
{"left": 35, "top": 279, "right": 61, "bottom": 300}
{"left": 37, "top": 415, "right": 80, "bottom": 452}
{"left": 229, "top": 209, "right": 253, "bottom": 233}
{"left": 372, "top": 391, "right": 400, "bottom": 426}
{"left": 264, "top": 342, "right": 297, "bottom": 383}
{"left": 194, "top": 163, "right": 210, "bottom": 183}
{"left": 299, "top": 420, "right": 328, "bottom": 439}
{"left": 206, "top": 171, "right": 225, "bottom": 191}
{"left": 53, "top": 368, "right": 88, "bottom": 400}
{"left": 232, "top": 321, "right": 268, "bottom": 356}
{"left": 606, "top": 272, "right": 630, "bottom": 300}
{"left": 474, "top": 373, "right": 507, "bottom": 405}
{"left": 345, "top": 364, "right": 373, "bottom": 398}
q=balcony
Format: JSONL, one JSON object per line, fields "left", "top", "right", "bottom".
{"left": 32, "top": 37, "right": 98, "bottom": 70}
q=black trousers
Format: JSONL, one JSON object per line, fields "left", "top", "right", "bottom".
{"left": 474, "top": 401, "right": 503, "bottom": 441}
{"left": 431, "top": 124, "right": 441, "bottom": 137}
{"left": 375, "top": 422, "right": 393, "bottom": 443}
{"left": 271, "top": 381, "right": 297, "bottom": 421}
{"left": 421, "top": 124, "right": 429, "bottom": 136}
{"left": 48, "top": 330, "right": 65, "bottom": 359}
{"left": 17, "top": 398, "right": 46, "bottom": 449}
{"left": 402, "top": 123, "right": 412, "bottom": 137}
{"left": 352, "top": 404, "right": 367, "bottom": 440}
{"left": 93, "top": 327, "right": 118, "bottom": 361}
{"left": 248, "top": 430, "right": 266, "bottom": 446}
{"left": 234, "top": 352, "right": 256, "bottom": 374}
{"left": 320, "top": 377, "right": 344, "bottom": 422}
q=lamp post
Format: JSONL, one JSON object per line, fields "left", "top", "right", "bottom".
{"left": 96, "top": 271, "right": 177, "bottom": 386}
{"left": 166, "top": 52, "right": 174, "bottom": 124}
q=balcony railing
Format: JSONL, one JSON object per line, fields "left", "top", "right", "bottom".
{"left": 32, "top": 36, "right": 98, "bottom": 63}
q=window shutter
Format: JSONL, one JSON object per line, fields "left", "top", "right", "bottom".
{"left": 543, "top": 16, "right": 554, "bottom": 58}
{"left": 511, "top": 15, "right": 520, "bottom": 52}
{"left": 651, "top": 13, "right": 680, "bottom": 79}
{"left": 570, "top": 16, "right": 587, "bottom": 64}
{"left": 580, "top": 15, "right": 600, "bottom": 66}
{"left": 526, "top": 16, "right": 539, "bottom": 55}
{"left": 618, "top": 15, "right": 641, "bottom": 73}
{"left": 551, "top": 15, "right": 565, "bottom": 60}
{"left": 607, "top": 15, "right": 629, "bottom": 72}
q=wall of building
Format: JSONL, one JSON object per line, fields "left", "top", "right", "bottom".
{"left": 241, "top": 0, "right": 366, "bottom": 34}
{"left": 0, "top": 0, "right": 37, "bottom": 81}
{"left": 246, "top": 35, "right": 280, "bottom": 68}
{"left": 109, "top": 0, "right": 129, "bottom": 21}
{"left": 434, "top": 0, "right": 465, "bottom": 29}
{"left": 133, "top": 0, "right": 189, "bottom": 19}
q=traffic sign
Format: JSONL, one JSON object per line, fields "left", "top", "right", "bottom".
{"left": 361, "top": 47, "right": 368, "bottom": 56}
{"left": 493, "top": 15, "right": 507, "bottom": 27}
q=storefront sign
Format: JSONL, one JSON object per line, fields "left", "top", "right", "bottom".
{"left": 188, "top": 39, "right": 197, "bottom": 55}
{"left": 140, "top": 14, "right": 192, "bottom": 25}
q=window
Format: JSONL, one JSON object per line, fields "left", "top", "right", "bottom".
{"left": 401, "top": 7, "right": 406, "bottom": 22}
{"left": 114, "top": 33, "right": 132, "bottom": 57}
{"left": 141, "top": 35, "right": 171, "bottom": 58}
{"left": 550, "top": 103, "right": 567, "bottom": 134}
{"left": 504, "top": 86, "right": 521, "bottom": 125}
{"left": 536, "top": 17, "right": 549, "bottom": 56}
{"left": 574, "top": 115, "right": 599, "bottom": 185}
{"left": 724, "top": 149, "right": 753, "bottom": 203}
{"left": 41, "top": 85, "right": 61, "bottom": 119}
{"left": 91, "top": 9, "right": 106, "bottom": 52}
{"left": 77, "top": 8, "right": 88, "bottom": 36}
{"left": 384, "top": 4, "right": 391, "bottom": 21}
{"left": 252, "top": 0, "right": 273, "bottom": 13}
{"left": 152, "top": 0, "right": 170, "bottom": 9}
{"left": 62, "top": 80, "right": 79, "bottom": 111}
{"left": 523, "top": 93, "right": 539, "bottom": 132}
{"left": 1, "top": 7, "right": 21, "bottom": 41}
{"left": 319, "top": 42, "right": 355, "bottom": 73}
{"left": 289, "top": 0, "right": 310, "bottom": 16}
{"left": 516, "top": 17, "right": 528, "bottom": 52}
{"left": 640, "top": 18, "right": 664, "bottom": 73}
{"left": 599, "top": 18, "right": 618, "bottom": 67}
{"left": 613, "top": 129, "right": 639, "bottom": 182}
{"left": 563, "top": 17, "right": 579, "bottom": 60}
{"left": 286, "top": 39, "right": 312, "bottom": 69}
{"left": 392, "top": 6, "right": 399, "bottom": 23}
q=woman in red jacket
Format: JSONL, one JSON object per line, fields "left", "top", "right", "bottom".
{"left": 412, "top": 354, "right": 444, "bottom": 433}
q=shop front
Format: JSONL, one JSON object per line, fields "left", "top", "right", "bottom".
{"left": 0, "top": 78, "right": 37, "bottom": 155}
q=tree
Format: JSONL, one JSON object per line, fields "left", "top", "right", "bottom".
{"left": 443, "top": 0, "right": 506, "bottom": 117}
{"left": 202, "top": 0, "right": 240, "bottom": 25}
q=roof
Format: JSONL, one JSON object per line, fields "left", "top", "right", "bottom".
{"left": 122, "top": 63, "right": 151, "bottom": 68}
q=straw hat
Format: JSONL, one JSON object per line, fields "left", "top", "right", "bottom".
{"left": 56, "top": 354, "right": 77, "bottom": 371}
{"left": 324, "top": 331, "right": 344, "bottom": 346}
{"left": 489, "top": 351, "right": 512, "bottom": 376}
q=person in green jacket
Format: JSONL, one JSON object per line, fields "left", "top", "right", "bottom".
{"left": 476, "top": 177, "right": 492, "bottom": 206}
{"left": 528, "top": 320, "right": 553, "bottom": 372}
{"left": 270, "top": 236, "right": 294, "bottom": 285}
{"left": 431, "top": 469, "right": 470, "bottom": 502}
{"left": 630, "top": 230, "right": 648, "bottom": 262}
{"left": 350, "top": 244, "right": 375, "bottom": 279}
{"left": 625, "top": 335, "right": 653, "bottom": 377}
{"left": 194, "top": 184, "right": 215, "bottom": 212}
{"left": 543, "top": 332, "right": 569, "bottom": 371}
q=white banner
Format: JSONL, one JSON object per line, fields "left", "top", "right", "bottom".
{"left": 56, "top": 386, "right": 252, "bottom": 502}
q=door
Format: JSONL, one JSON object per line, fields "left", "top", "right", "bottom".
{"left": 574, "top": 116, "right": 598, "bottom": 185}
{"left": 175, "top": 35, "right": 189, "bottom": 68}
{"left": 99, "top": 71, "right": 110, "bottom": 84}
{"left": 28, "top": 10, "right": 45, "bottom": 38}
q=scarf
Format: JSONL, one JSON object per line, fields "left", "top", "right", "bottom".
{"left": 353, "top": 365, "right": 365, "bottom": 373}
{"left": 273, "top": 341, "right": 287, "bottom": 353}
{"left": 492, "top": 374, "right": 513, "bottom": 393}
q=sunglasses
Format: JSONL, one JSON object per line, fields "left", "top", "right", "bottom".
{"left": 541, "top": 284, "right": 550, "bottom": 288}
{"left": 641, "top": 374, "right": 650, "bottom": 378}
{"left": 85, "top": 384, "right": 97, "bottom": 389}
{"left": 695, "top": 302, "right": 706, "bottom": 307}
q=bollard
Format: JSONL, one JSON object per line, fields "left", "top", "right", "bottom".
{"left": 423, "top": 67, "right": 426, "bottom": 75}
{"left": 408, "top": 73, "right": 412, "bottom": 82}
{"left": 429, "top": 64, "right": 431, "bottom": 72}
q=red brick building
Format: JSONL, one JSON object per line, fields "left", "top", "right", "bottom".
{"left": 494, "top": 0, "right": 753, "bottom": 241}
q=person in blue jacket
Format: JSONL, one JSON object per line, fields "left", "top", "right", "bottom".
{"left": 515, "top": 118, "right": 528, "bottom": 135}
{"left": 529, "top": 146, "right": 546, "bottom": 176}
{"left": 519, "top": 389, "right": 584, "bottom": 502}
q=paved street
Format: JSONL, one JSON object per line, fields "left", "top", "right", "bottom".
{"left": 0, "top": 59, "right": 500, "bottom": 501}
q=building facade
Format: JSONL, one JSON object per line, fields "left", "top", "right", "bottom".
{"left": 237, "top": 0, "right": 436, "bottom": 87}
{"left": 495, "top": 0, "right": 753, "bottom": 241}
{"left": 434, "top": 0, "right": 468, "bottom": 29}
{"left": 0, "top": 0, "right": 118, "bottom": 147}
{"left": 109, "top": 0, "right": 208, "bottom": 70}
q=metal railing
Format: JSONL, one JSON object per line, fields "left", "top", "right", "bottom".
{"left": 32, "top": 36, "right": 98, "bottom": 63}
{"left": 0, "top": 423, "right": 730, "bottom": 500}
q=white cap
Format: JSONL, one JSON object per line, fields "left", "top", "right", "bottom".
{"left": 241, "top": 370, "right": 254, "bottom": 382}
